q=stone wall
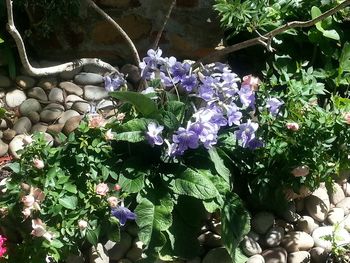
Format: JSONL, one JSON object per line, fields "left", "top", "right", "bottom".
{"left": 29, "top": 0, "right": 223, "bottom": 66}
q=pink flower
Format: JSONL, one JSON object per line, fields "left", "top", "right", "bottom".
{"left": 88, "top": 115, "right": 106, "bottom": 128}
{"left": 21, "top": 195, "right": 35, "bottom": 207}
{"left": 242, "top": 75, "right": 261, "bottom": 91}
{"left": 22, "top": 207, "right": 31, "bottom": 218}
{"left": 114, "top": 184, "right": 121, "bottom": 191}
{"left": 31, "top": 219, "right": 53, "bottom": 241}
{"left": 344, "top": 113, "right": 350, "bottom": 124}
{"left": 0, "top": 235, "right": 6, "bottom": 257}
{"left": 96, "top": 183, "right": 109, "bottom": 196}
{"left": 33, "top": 159, "right": 44, "bottom": 169}
{"left": 78, "top": 220, "right": 88, "bottom": 230}
{"left": 286, "top": 122, "right": 299, "bottom": 131}
{"left": 291, "top": 165, "right": 310, "bottom": 177}
{"left": 117, "top": 113, "right": 126, "bottom": 121}
{"left": 107, "top": 196, "right": 119, "bottom": 208}
{"left": 105, "top": 129, "right": 114, "bottom": 141}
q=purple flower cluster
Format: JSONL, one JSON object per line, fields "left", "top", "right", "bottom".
{"left": 138, "top": 48, "right": 264, "bottom": 155}
{"left": 103, "top": 72, "right": 127, "bottom": 92}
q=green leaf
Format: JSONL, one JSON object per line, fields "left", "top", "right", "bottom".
{"left": 162, "top": 111, "right": 180, "bottom": 130}
{"left": 58, "top": 196, "right": 78, "bottom": 210}
{"left": 322, "top": 29, "right": 339, "bottom": 40}
{"left": 166, "top": 101, "right": 185, "bottom": 121}
{"left": 115, "top": 131, "right": 144, "bottom": 143}
{"left": 340, "top": 42, "right": 350, "bottom": 73}
{"left": 208, "top": 147, "right": 231, "bottom": 185}
{"left": 311, "top": 6, "right": 323, "bottom": 32}
{"left": 119, "top": 174, "right": 145, "bottom": 193}
{"left": 135, "top": 198, "right": 173, "bottom": 246}
{"left": 109, "top": 91, "right": 158, "bottom": 117}
{"left": 6, "top": 162, "right": 20, "bottom": 173}
{"left": 170, "top": 168, "right": 219, "bottom": 200}
{"left": 63, "top": 183, "right": 77, "bottom": 194}
{"left": 221, "top": 192, "right": 250, "bottom": 263}
{"left": 86, "top": 228, "right": 99, "bottom": 246}
{"left": 0, "top": 38, "right": 3, "bottom": 44}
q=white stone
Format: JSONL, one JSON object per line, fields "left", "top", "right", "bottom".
{"left": 336, "top": 197, "right": 350, "bottom": 215}
{"left": 5, "top": 89, "right": 27, "bottom": 108}
{"left": 329, "top": 183, "right": 345, "bottom": 205}
{"left": 13, "top": 117, "right": 32, "bottom": 134}
{"left": 305, "top": 187, "right": 330, "bottom": 222}
{"left": 287, "top": 251, "right": 311, "bottom": 263}
{"left": 84, "top": 85, "right": 109, "bottom": 101}
{"left": 58, "top": 110, "right": 80, "bottom": 125}
{"left": 281, "top": 231, "right": 314, "bottom": 252}
{"left": 241, "top": 235, "right": 262, "bottom": 256}
{"left": 327, "top": 208, "right": 345, "bottom": 225}
{"left": 247, "top": 254, "right": 265, "bottom": 263}
{"left": 342, "top": 182, "right": 350, "bottom": 197}
{"left": 312, "top": 226, "right": 350, "bottom": 251}
{"left": 9, "top": 134, "right": 26, "bottom": 159}
{"left": 89, "top": 243, "right": 109, "bottom": 263}
{"left": 262, "top": 247, "right": 287, "bottom": 263}
{"left": 295, "top": 216, "right": 318, "bottom": 234}
{"left": 265, "top": 226, "right": 284, "bottom": 247}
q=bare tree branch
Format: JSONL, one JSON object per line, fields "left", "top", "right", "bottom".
{"left": 5, "top": 0, "right": 118, "bottom": 76}
{"left": 197, "top": 0, "right": 350, "bottom": 65}
{"left": 86, "top": 0, "right": 141, "bottom": 66}
{"left": 152, "top": 0, "right": 176, "bottom": 50}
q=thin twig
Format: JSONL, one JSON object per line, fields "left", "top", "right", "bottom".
{"left": 5, "top": 0, "right": 117, "bottom": 76}
{"left": 197, "top": 0, "right": 350, "bottom": 65}
{"left": 152, "top": 0, "right": 176, "bottom": 50}
{"left": 86, "top": 0, "right": 141, "bottom": 66}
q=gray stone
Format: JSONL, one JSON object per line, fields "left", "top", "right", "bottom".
{"left": 327, "top": 208, "right": 345, "bottom": 225}
{"left": 59, "top": 67, "right": 82, "bottom": 80}
{"left": 0, "top": 89, "right": 6, "bottom": 99}
{"left": 19, "top": 98, "right": 42, "bottom": 116}
{"left": 66, "top": 94, "right": 85, "bottom": 109}
{"left": 262, "top": 247, "right": 287, "bottom": 263}
{"left": 281, "top": 231, "right": 314, "bottom": 252}
{"left": 40, "top": 109, "right": 63, "bottom": 123}
{"left": 37, "top": 77, "right": 57, "bottom": 91}
{"left": 59, "top": 81, "right": 83, "bottom": 96}
{"left": 27, "top": 112, "right": 40, "bottom": 124}
{"left": 282, "top": 202, "right": 300, "bottom": 223}
{"left": 252, "top": 212, "right": 275, "bottom": 235}
{"left": 0, "top": 139, "right": 8, "bottom": 157}
{"left": 96, "top": 99, "right": 114, "bottom": 111}
{"left": 43, "top": 132, "right": 54, "bottom": 146}
{"left": 287, "top": 251, "right": 311, "bottom": 263}
{"left": 108, "top": 231, "right": 132, "bottom": 261}
{"left": 305, "top": 187, "right": 330, "bottom": 222}
{"left": 310, "top": 247, "right": 327, "bottom": 263}
{"left": 74, "top": 72, "right": 103, "bottom": 85}
{"left": 329, "top": 183, "right": 345, "bottom": 205}
{"left": 72, "top": 101, "right": 90, "bottom": 113}
{"left": 9, "top": 134, "right": 26, "bottom": 159}
{"left": 0, "top": 119, "right": 8, "bottom": 129}
{"left": 16, "top": 75, "right": 36, "bottom": 89}
{"left": 31, "top": 123, "right": 48, "bottom": 133}
{"left": 27, "top": 87, "right": 48, "bottom": 101}
{"left": 121, "top": 64, "right": 141, "bottom": 84}
{"left": 247, "top": 254, "right": 265, "bottom": 263}
{"left": 83, "top": 64, "right": 111, "bottom": 75}
{"left": 2, "top": 129, "right": 16, "bottom": 141}
{"left": 5, "top": 89, "right": 27, "bottom": 108}
{"left": 342, "top": 182, "right": 350, "bottom": 197}
{"left": 0, "top": 75, "right": 12, "bottom": 88}
{"left": 63, "top": 116, "right": 82, "bottom": 135}
{"left": 312, "top": 226, "right": 350, "bottom": 251}
{"left": 265, "top": 226, "right": 284, "bottom": 247}
{"left": 48, "top": 87, "right": 64, "bottom": 103}
{"left": 84, "top": 85, "right": 109, "bottom": 101}
{"left": 89, "top": 243, "right": 109, "bottom": 263}
{"left": 47, "top": 123, "right": 64, "bottom": 134}
{"left": 58, "top": 110, "right": 80, "bottom": 125}
{"left": 295, "top": 216, "right": 318, "bottom": 234}
{"left": 202, "top": 247, "right": 231, "bottom": 263}
{"left": 241, "top": 235, "right": 262, "bottom": 256}
{"left": 13, "top": 117, "right": 32, "bottom": 134}
{"left": 336, "top": 197, "right": 350, "bottom": 215}
{"left": 44, "top": 103, "right": 65, "bottom": 111}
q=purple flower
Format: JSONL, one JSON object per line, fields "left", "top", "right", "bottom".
{"left": 266, "top": 98, "right": 284, "bottom": 116}
{"left": 181, "top": 75, "right": 198, "bottom": 92}
{"left": 235, "top": 120, "right": 259, "bottom": 148}
{"left": 104, "top": 74, "right": 126, "bottom": 92}
{"left": 111, "top": 206, "right": 136, "bottom": 226}
{"left": 226, "top": 104, "right": 242, "bottom": 126}
{"left": 189, "top": 121, "right": 218, "bottom": 149}
{"left": 146, "top": 122, "right": 164, "bottom": 146}
{"left": 198, "top": 84, "right": 215, "bottom": 101}
{"left": 172, "top": 127, "right": 199, "bottom": 155}
{"left": 170, "top": 62, "right": 191, "bottom": 83}
{"left": 159, "top": 72, "right": 175, "bottom": 87}
{"left": 247, "top": 138, "right": 264, "bottom": 149}
{"left": 238, "top": 85, "right": 255, "bottom": 108}
{"left": 143, "top": 48, "right": 165, "bottom": 68}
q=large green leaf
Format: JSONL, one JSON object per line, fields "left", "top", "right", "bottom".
{"left": 109, "top": 91, "right": 158, "bottom": 117}
{"left": 115, "top": 131, "right": 144, "bottom": 142}
{"left": 86, "top": 228, "right": 99, "bottom": 246}
{"left": 58, "top": 195, "right": 78, "bottom": 210}
{"left": 135, "top": 198, "right": 173, "bottom": 245}
{"left": 311, "top": 6, "right": 339, "bottom": 41}
{"left": 340, "top": 42, "right": 350, "bottom": 73}
{"left": 208, "top": 147, "right": 231, "bottom": 185}
{"left": 221, "top": 192, "right": 250, "bottom": 263}
{"left": 170, "top": 168, "right": 219, "bottom": 200}
{"left": 166, "top": 101, "right": 185, "bottom": 121}
{"left": 119, "top": 173, "right": 145, "bottom": 193}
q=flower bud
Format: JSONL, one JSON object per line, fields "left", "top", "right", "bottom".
{"left": 291, "top": 165, "right": 310, "bottom": 177}
{"left": 21, "top": 195, "right": 35, "bottom": 207}
{"left": 22, "top": 207, "right": 31, "bottom": 218}
{"left": 344, "top": 112, "right": 350, "bottom": 124}
{"left": 114, "top": 184, "right": 121, "bottom": 191}
{"left": 88, "top": 115, "right": 106, "bottom": 128}
{"left": 96, "top": 183, "right": 109, "bottom": 196}
{"left": 286, "top": 122, "right": 299, "bottom": 131}
{"left": 105, "top": 129, "right": 114, "bottom": 141}
{"left": 107, "top": 196, "right": 119, "bottom": 208}
{"left": 33, "top": 159, "right": 44, "bottom": 169}
{"left": 78, "top": 220, "right": 88, "bottom": 230}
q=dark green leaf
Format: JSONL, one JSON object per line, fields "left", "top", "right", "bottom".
{"left": 119, "top": 174, "right": 145, "bottom": 193}
{"left": 115, "top": 131, "right": 144, "bottom": 143}
{"left": 109, "top": 91, "right": 158, "bottom": 117}
{"left": 208, "top": 147, "right": 231, "bottom": 185}
{"left": 340, "top": 42, "right": 350, "bottom": 73}
{"left": 86, "top": 228, "right": 99, "bottom": 246}
{"left": 58, "top": 196, "right": 78, "bottom": 210}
